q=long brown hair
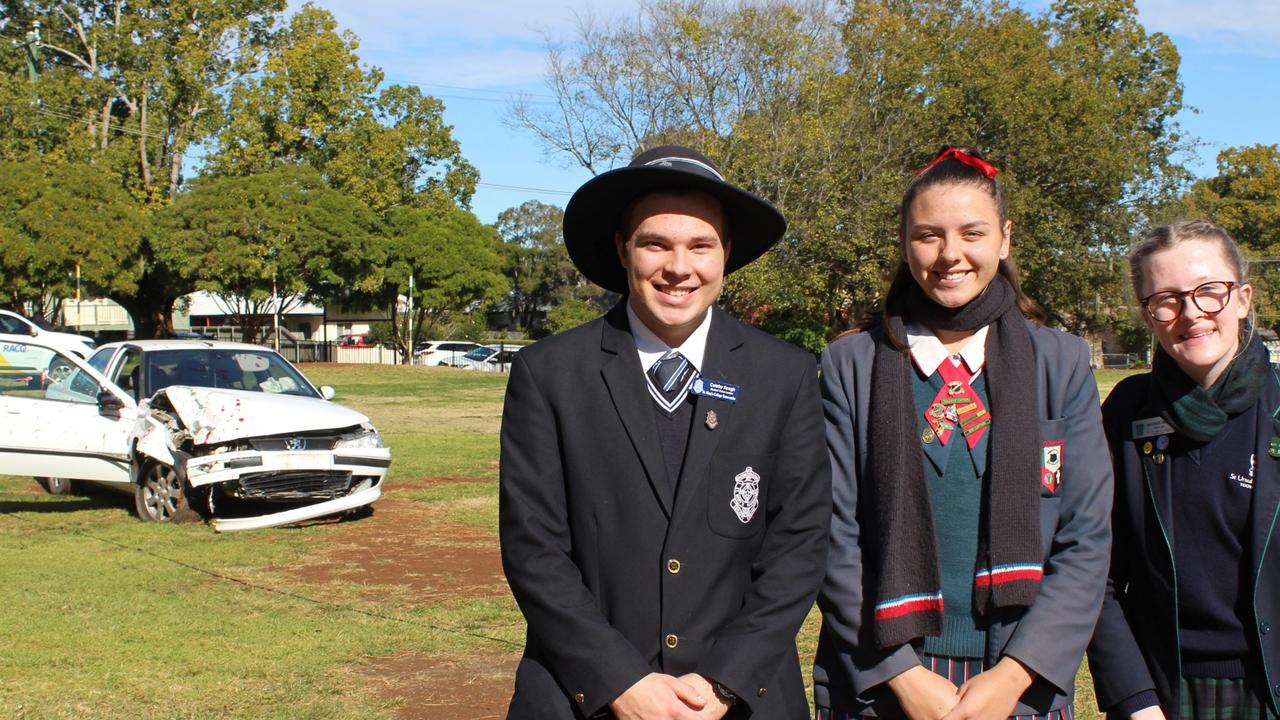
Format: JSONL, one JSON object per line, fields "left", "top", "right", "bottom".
{"left": 848, "top": 145, "right": 1044, "bottom": 347}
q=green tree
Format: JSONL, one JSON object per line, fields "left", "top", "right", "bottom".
{"left": 374, "top": 205, "right": 508, "bottom": 362}
{"left": 495, "top": 200, "right": 592, "bottom": 335}
{"left": 513, "top": 0, "right": 1188, "bottom": 341}
{"left": 1184, "top": 144, "right": 1280, "bottom": 328}
{"left": 156, "top": 165, "right": 384, "bottom": 344}
{"left": 208, "top": 5, "right": 478, "bottom": 212}
{"left": 0, "top": 157, "right": 143, "bottom": 318}
{"left": 0, "top": 0, "right": 285, "bottom": 336}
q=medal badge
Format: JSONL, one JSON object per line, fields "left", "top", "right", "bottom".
{"left": 925, "top": 361, "right": 990, "bottom": 448}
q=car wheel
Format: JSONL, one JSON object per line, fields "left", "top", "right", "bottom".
{"left": 134, "top": 462, "right": 202, "bottom": 524}
{"left": 47, "top": 356, "right": 74, "bottom": 384}
{"left": 36, "top": 476, "right": 78, "bottom": 495}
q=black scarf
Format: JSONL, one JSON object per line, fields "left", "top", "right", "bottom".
{"left": 866, "top": 274, "right": 1043, "bottom": 649}
{"left": 1148, "top": 333, "right": 1270, "bottom": 443}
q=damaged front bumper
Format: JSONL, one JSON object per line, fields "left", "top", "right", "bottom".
{"left": 179, "top": 447, "right": 390, "bottom": 532}
{"left": 212, "top": 478, "right": 383, "bottom": 532}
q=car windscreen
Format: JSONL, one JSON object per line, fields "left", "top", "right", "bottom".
{"left": 462, "top": 347, "right": 494, "bottom": 361}
{"left": 87, "top": 347, "right": 114, "bottom": 373}
{"left": 148, "top": 349, "right": 320, "bottom": 398}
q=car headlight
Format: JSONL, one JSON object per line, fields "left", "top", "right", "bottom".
{"left": 335, "top": 428, "right": 384, "bottom": 449}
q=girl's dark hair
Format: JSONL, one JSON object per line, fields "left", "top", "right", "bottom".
{"left": 849, "top": 145, "right": 1044, "bottom": 344}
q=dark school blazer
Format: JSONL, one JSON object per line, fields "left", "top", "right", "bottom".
{"left": 812, "top": 322, "right": 1113, "bottom": 715}
{"left": 1087, "top": 369, "right": 1280, "bottom": 717}
{"left": 499, "top": 302, "right": 831, "bottom": 719}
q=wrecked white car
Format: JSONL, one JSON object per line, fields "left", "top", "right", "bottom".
{"left": 1, "top": 339, "right": 389, "bottom": 531}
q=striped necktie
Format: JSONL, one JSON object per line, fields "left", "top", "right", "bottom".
{"left": 646, "top": 350, "right": 698, "bottom": 415}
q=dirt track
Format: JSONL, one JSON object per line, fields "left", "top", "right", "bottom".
{"left": 288, "top": 482, "right": 518, "bottom": 720}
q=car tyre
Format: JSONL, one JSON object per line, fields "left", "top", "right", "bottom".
{"left": 36, "top": 476, "right": 78, "bottom": 495}
{"left": 47, "top": 356, "right": 74, "bottom": 384}
{"left": 134, "top": 462, "right": 203, "bottom": 524}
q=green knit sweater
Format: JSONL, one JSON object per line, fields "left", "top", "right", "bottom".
{"left": 912, "top": 365, "right": 989, "bottom": 659}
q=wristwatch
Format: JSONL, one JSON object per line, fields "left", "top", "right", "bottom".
{"left": 712, "top": 680, "right": 739, "bottom": 706}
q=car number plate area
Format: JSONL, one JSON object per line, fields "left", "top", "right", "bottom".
{"left": 274, "top": 451, "right": 333, "bottom": 470}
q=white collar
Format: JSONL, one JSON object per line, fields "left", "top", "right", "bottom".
{"left": 906, "top": 323, "right": 988, "bottom": 377}
{"left": 626, "top": 302, "right": 713, "bottom": 373}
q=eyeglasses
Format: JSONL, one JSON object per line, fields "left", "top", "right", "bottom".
{"left": 1140, "top": 280, "right": 1239, "bottom": 323}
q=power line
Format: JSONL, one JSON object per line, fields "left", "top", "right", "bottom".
{"left": 387, "top": 78, "right": 558, "bottom": 101}
{"left": 476, "top": 181, "right": 572, "bottom": 196}
{"left": 35, "top": 106, "right": 172, "bottom": 143}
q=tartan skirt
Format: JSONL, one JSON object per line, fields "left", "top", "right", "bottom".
{"left": 1179, "top": 676, "right": 1275, "bottom": 720}
{"left": 815, "top": 655, "right": 1074, "bottom": 720}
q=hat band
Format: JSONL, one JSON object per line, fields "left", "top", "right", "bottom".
{"left": 642, "top": 156, "right": 724, "bottom": 181}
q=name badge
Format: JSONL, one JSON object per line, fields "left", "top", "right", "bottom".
{"left": 691, "top": 377, "right": 740, "bottom": 403}
{"left": 1132, "top": 416, "right": 1174, "bottom": 439}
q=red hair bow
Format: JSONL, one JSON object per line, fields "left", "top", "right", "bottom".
{"left": 914, "top": 147, "right": 1000, "bottom": 179}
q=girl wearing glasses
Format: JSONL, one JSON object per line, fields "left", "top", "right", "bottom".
{"left": 814, "top": 146, "right": 1112, "bottom": 720}
{"left": 1088, "top": 220, "right": 1280, "bottom": 720}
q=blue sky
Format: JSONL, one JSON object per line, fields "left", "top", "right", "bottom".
{"left": 305, "top": 0, "right": 1279, "bottom": 224}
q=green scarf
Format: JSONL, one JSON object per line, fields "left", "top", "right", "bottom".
{"left": 1149, "top": 333, "right": 1270, "bottom": 443}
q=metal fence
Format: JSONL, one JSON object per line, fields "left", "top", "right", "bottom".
{"left": 1100, "top": 352, "right": 1149, "bottom": 369}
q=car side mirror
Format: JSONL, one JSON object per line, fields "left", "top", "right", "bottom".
{"left": 98, "top": 390, "right": 124, "bottom": 417}
{"left": 320, "top": 386, "right": 336, "bottom": 401}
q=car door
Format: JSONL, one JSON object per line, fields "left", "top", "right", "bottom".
{"left": 0, "top": 340, "right": 137, "bottom": 484}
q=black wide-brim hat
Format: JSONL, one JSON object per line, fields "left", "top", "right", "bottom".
{"left": 563, "top": 145, "right": 787, "bottom": 294}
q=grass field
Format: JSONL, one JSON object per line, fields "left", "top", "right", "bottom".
{"left": 0, "top": 364, "right": 1135, "bottom": 718}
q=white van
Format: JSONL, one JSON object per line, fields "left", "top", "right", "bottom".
{"left": 0, "top": 308, "right": 96, "bottom": 358}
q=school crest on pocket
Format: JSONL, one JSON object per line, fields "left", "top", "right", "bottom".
{"left": 730, "top": 466, "right": 760, "bottom": 523}
{"left": 1041, "top": 440, "right": 1063, "bottom": 494}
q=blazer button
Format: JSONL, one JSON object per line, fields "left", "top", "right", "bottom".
{"left": 1262, "top": 621, "right": 1272, "bottom": 634}
{"left": 757, "top": 687, "right": 767, "bottom": 697}
{"left": 1273, "top": 683, "right": 1280, "bottom": 697}
{"left": 667, "top": 559, "right": 681, "bottom": 574}
{"left": 574, "top": 692, "right": 586, "bottom": 704}
{"left": 665, "top": 633, "right": 679, "bottom": 649}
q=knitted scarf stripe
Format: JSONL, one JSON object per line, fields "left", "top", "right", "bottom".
{"left": 975, "top": 564, "right": 1044, "bottom": 587}
{"left": 867, "top": 275, "right": 1044, "bottom": 649}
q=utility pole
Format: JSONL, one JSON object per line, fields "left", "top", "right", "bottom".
{"left": 407, "top": 273, "right": 414, "bottom": 365}
{"left": 14, "top": 22, "right": 41, "bottom": 83}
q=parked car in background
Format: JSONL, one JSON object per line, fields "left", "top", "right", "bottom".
{"left": 336, "top": 333, "right": 375, "bottom": 349}
{"left": 0, "top": 308, "right": 96, "bottom": 358}
{"left": 4, "top": 339, "right": 389, "bottom": 532}
{"left": 412, "top": 340, "right": 482, "bottom": 367}
{"left": 449, "top": 344, "right": 522, "bottom": 372}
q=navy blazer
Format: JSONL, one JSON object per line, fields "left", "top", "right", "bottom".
{"left": 1087, "top": 369, "right": 1280, "bottom": 717}
{"left": 813, "top": 322, "right": 1113, "bottom": 715}
{"left": 499, "top": 303, "right": 831, "bottom": 718}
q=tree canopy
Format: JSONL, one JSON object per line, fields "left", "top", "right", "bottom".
{"left": 512, "top": 0, "right": 1189, "bottom": 348}
{"left": 0, "top": 157, "right": 143, "bottom": 316}
{"left": 0, "top": 1, "right": 480, "bottom": 338}
{"left": 373, "top": 204, "right": 508, "bottom": 360}
{"left": 156, "top": 164, "right": 384, "bottom": 344}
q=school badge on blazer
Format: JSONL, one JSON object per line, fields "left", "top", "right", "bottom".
{"left": 731, "top": 466, "right": 761, "bottom": 523}
{"left": 1041, "top": 440, "right": 1063, "bottom": 494}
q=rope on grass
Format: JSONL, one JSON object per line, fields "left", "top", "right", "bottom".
{"left": 1, "top": 511, "right": 522, "bottom": 650}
